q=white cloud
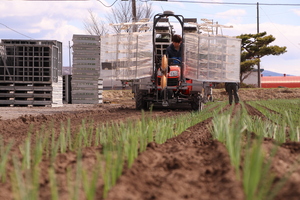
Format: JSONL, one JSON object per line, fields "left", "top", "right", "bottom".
{"left": 32, "top": 17, "right": 58, "bottom": 31}
{"left": 42, "top": 22, "right": 86, "bottom": 67}
{"left": 43, "top": 22, "right": 85, "bottom": 42}
{"left": 292, "top": 9, "right": 300, "bottom": 16}
{"left": 262, "top": 56, "right": 300, "bottom": 76}
{"left": 220, "top": 23, "right": 256, "bottom": 37}
{"left": 0, "top": 1, "right": 110, "bottom": 37}
{"left": 197, "top": 0, "right": 224, "bottom": 8}
{"left": 215, "top": 9, "right": 247, "bottom": 24}
{"left": 216, "top": 9, "right": 247, "bottom": 17}
{"left": 0, "top": 0, "right": 109, "bottom": 65}
{"left": 0, "top": 1, "right": 109, "bottom": 20}
{"left": 258, "top": 22, "right": 300, "bottom": 59}
{"left": 27, "top": 28, "right": 41, "bottom": 34}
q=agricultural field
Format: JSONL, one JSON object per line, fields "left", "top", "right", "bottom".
{"left": 0, "top": 88, "right": 300, "bottom": 200}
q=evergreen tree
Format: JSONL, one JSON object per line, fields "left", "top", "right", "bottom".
{"left": 237, "top": 32, "right": 287, "bottom": 82}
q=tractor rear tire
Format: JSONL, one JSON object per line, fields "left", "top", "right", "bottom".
{"left": 135, "top": 91, "right": 148, "bottom": 110}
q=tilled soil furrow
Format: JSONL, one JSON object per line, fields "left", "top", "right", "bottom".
{"left": 244, "top": 102, "right": 268, "bottom": 120}
{"left": 263, "top": 140, "right": 300, "bottom": 200}
{"left": 106, "top": 119, "right": 244, "bottom": 200}
{"left": 236, "top": 103, "right": 300, "bottom": 200}
{"left": 0, "top": 107, "right": 189, "bottom": 148}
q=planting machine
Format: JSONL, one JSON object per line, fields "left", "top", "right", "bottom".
{"left": 100, "top": 11, "right": 241, "bottom": 110}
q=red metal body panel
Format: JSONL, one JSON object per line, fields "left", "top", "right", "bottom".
{"left": 156, "top": 66, "right": 180, "bottom": 90}
{"left": 261, "top": 76, "right": 300, "bottom": 88}
{"left": 156, "top": 65, "right": 193, "bottom": 94}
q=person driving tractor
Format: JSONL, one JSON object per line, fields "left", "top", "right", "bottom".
{"left": 166, "top": 34, "right": 182, "bottom": 64}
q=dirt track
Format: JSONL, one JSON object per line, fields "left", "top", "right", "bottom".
{"left": 0, "top": 88, "right": 300, "bottom": 199}
{"left": 1, "top": 87, "right": 300, "bottom": 120}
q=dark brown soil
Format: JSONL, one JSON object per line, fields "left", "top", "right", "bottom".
{"left": 106, "top": 119, "right": 245, "bottom": 200}
{"left": 0, "top": 88, "right": 299, "bottom": 200}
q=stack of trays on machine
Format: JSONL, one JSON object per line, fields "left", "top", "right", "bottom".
{"left": 100, "top": 32, "right": 153, "bottom": 81}
{"left": 184, "top": 34, "right": 241, "bottom": 83}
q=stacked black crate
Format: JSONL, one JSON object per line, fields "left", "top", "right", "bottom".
{"left": 72, "top": 35, "right": 102, "bottom": 104}
{"left": 0, "top": 40, "right": 62, "bottom": 106}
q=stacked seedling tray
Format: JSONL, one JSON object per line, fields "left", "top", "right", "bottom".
{"left": 72, "top": 35, "right": 102, "bottom": 104}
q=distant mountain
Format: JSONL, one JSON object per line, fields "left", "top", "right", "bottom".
{"left": 262, "top": 70, "right": 293, "bottom": 77}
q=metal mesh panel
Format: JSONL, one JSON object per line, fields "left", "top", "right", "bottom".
{"left": 0, "top": 40, "right": 62, "bottom": 107}
{"left": 185, "top": 34, "right": 241, "bottom": 82}
{"left": 0, "top": 40, "right": 62, "bottom": 83}
{"left": 100, "top": 32, "right": 152, "bottom": 80}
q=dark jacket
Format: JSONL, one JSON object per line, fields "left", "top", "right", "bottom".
{"left": 225, "top": 82, "right": 240, "bottom": 92}
{"left": 166, "top": 43, "right": 182, "bottom": 58}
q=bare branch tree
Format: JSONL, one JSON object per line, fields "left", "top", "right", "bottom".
{"left": 83, "top": 2, "right": 153, "bottom": 35}
{"left": 83, "top": 9, "right": 108, "bottom": 36}
{"left": 106, "top": 1, "right": 153, "bottom": 33}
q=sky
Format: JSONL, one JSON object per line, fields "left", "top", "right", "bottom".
{"left": 1, "top": 0, "right": 300, "bottom": 76}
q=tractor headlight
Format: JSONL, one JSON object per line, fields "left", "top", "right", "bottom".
{"left": 169, "top": 71, "right": 178, "bottom": 77}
